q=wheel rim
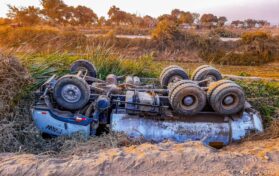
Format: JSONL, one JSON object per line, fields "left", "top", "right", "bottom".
{"left": 183, "top": 96, "right": 195, "bottom": 106}
{"left": 169, "top": 75, "right": 183, "bottom": 84}
{"left": 221, "top": 93, "right": 239, "bottom": 110}
{"left": 76, "top": 66, "right": 88, "bottom": 75}
{"left": 206, "top": 74, "right": 217, "bottom": 82}
{"left": 61, "top": 84, "right": 82, "bottom": 103}
{"left": 180, "top": 94, "right": 198, "bottom": 110}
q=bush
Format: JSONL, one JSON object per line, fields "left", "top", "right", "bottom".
{"left": 151, "top": 20, "right": 183, "bottom": 49}
{"left": 0, "top": 26, "right": 87, "bottom": 53}
{"left": 242, "top": 31, "right": 270, "bottom": 44}
{"left": 201, "top": 31, "right": 278, "bottom": 65}
{"left": 236, "top": 81, "right": 279, "bottom": 126}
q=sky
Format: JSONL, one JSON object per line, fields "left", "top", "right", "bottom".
{"left": 1, "top": 0, "right": 279, "bottom": 25}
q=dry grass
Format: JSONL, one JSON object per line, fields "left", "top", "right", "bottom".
{"left": 245, "top": 119, "right": 279, "bottom": 141}
{"left": 0, "top": 53, "right": 149, "bottom": 154}
{"left": 0, "top": 54, "right": 31, "bottom": 115}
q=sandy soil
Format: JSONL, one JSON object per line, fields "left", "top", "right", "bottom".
{"left": 0, "top": 138, "right": 278, "bottom": 176}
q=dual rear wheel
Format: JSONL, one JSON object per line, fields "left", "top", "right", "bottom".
{"left": 169, "top": 80, "right": 206, "bottom": 116}
{"left": 168, "top": 79, "right": 245, "bottom": 116}
{"left": 207, "top": 80, "right": 245, "bottom": 115}
{"left": 159, "top": 65, "right": 222, "bottom": 88}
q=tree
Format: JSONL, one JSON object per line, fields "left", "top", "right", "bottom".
{"left": 98, "top": 16, "right": 106, "bottom": 26}
{"left": 192, "top": 13, "right": 200, "bottom": 24}
{"left": 171, "top": 9, "right": 181, "bottom": 17}
{"left": 218, "top": 16, "right": 227, "bottom": 26}
{"left": 7, "top": 5, "right": 41, "bottom": 25}
{"left": 157, "top": 14, "right": 176, "bottom": 22}
{"left": 130, "top": 14, "right": 143, "bottom": 26}
{"left": 231, "top": 20, "right": 244, "bottom": 27}
{"left": 200, "top": 14, "right": 218, "bottom": 28}
{"left": 41, "top": 0, "right": 68, "bottom": 24}
{"left": 142, "top": 15, "right": 156, "bottom": 28}
{"left": 72, "top": 6, "right": 98, "bottom": 25}
{"left": 178, "top": 12, "right": 193, "bottom": 24}
{"left": 258, "top": 20, "right": 270, "bottom": 27}
{"left": 244, "top": 19, "right": 257, "bottom": 28}
{"left": 152, "top": 19, "right": 181, "bottom": 42}
{"left": 200, "top": 14, "right": 218, "bottom": 23}
{"left": 108, "top": 5, "right": 131, "bottom": 25}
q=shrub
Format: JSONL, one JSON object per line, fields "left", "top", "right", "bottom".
{"left": 242, "top": 31, "right": 270, "bottom": 44}
{"left": 151, "top": 19, "right": 183, "bottom": 49}
{"left": 0, "top": 26, "right": 87, "bottom": 53}
{"left": 201, "top": 31, "right": 278, "bottom": 65}
{"left": 236, "top": 81, "right": 279, "bottom": 126}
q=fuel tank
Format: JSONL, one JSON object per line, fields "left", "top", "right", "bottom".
{"left": 110, "top": 108, "right": 263, "bottom": 146}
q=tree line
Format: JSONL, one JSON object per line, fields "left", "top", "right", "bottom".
{"left": 0, "top": 0, "right": 271, "bottom": 28}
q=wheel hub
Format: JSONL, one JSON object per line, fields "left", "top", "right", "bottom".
{"left": 61, "top": 84, "right": 81, "bottom": 103}
{"left": 170, "top": 76, "right": 182, "bottom": 83}
{"left": 183, "top": 96, "right": 194, "bottom": 106}
{"left": 223, "top": 95, "right": 234, "bottom": 105}
{"left": 206, "top": 75, "right": 217, "bottom": 82}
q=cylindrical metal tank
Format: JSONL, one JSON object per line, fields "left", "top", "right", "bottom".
{"left": 110, "top": 109, "right": 263, "bottom": 146}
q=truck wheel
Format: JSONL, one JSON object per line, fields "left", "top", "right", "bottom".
{"left": 170, "top": 83, "right": 206, "bottom": 116}
{"left": 168, "top": 80, "right": 196, "bottom": 97}
{"left": 192, "top": 66, "right": 222, "bottom": 87}
{"left": 160, "top": 67, "right": 189, "bottom": 88}
{"left": 53, "top": 75, "right": 90, "bottom": 110}
{"left": 207, "top": 80, "right": 236, "bottom": 100}
{"left": 209, "top": 83, "right": 245, "bottom": 115}
{"left": 191, "top": 65, "right": 211, "bottom": 80}
{"left": 159, "top": 65, "right": 183, "bottom": 80}
{"left": 70, "top": 59, "right": 97, "bottom": 78}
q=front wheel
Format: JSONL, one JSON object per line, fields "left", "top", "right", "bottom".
{"left": 70, "top": 60, "right": 97, "bottom": 78}
{"left": 53, "top": 75, "right": 90, "bottom": 110}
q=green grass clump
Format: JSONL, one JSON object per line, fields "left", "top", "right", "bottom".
{"left": 19, "top": 48, "right": 159, "bottom": 90}
{"left": 236, "top": 80, "right": 279, "bottom": 125}
{"left": 237, "top": 81, "right": 279, "bottom": 98}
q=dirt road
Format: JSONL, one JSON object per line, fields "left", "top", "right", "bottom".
{"left": 0, "top": 138, "right": 278, "bottom": 176}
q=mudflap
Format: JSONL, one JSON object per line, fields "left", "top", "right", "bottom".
{"left": 31, "top": 107, "right": 91, "bottom": 137}
{"left": 110, "top": 109, "right": 263, "bottom": 146}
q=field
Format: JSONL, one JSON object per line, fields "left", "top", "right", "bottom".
{"left": 0, "top": 26, "right": 279, "bottom": 175}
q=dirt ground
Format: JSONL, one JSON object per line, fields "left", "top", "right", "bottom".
{"left": 0, "top": 138, "right": 278, "bottom": 176}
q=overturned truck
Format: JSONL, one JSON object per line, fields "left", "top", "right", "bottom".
{"left": 31, "top": 60, "right": 263, "bottom": 147}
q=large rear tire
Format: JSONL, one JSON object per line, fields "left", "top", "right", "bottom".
{"left": 159, "top": 65, "right": 183, "bottom": 80}
{"left": 169, "top": 83, "right": 206, "bottom": 116}
{"left": 191, "top": 65, "right": 211, "bottom": 80}
{"left": 53, "top": 75, "right": 90, "bottom": 110}
{"left": 192, "top": 66, "right": 222, "bottom": 87}
{"left": 70, "top": 60, "right": 97, "bottom": 78}
{"left": 160, "top": 67, "right": 189, "bottom": 88}
{"left": 207, "top": 80, "right": 235, "bottom": 100}
{"left": 168, "top": 80, "right": 196, "bottom": 97}
{"left": 209, "top": 82, "right": 245, "bottom": 115}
